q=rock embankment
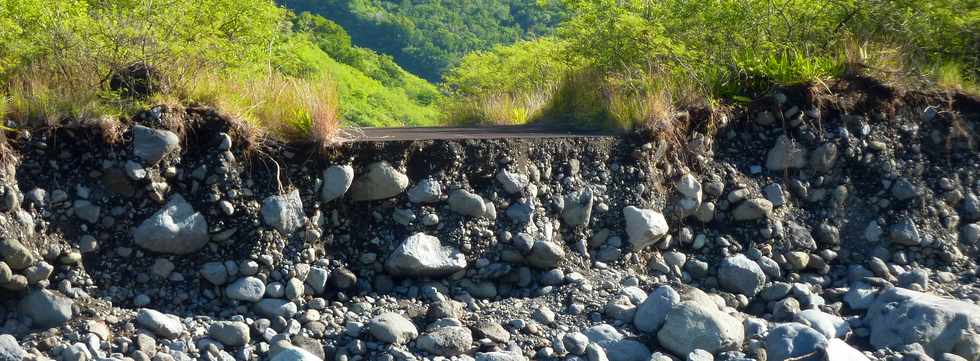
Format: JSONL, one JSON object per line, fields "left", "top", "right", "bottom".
{"left": 0, "top": 85, "right": 979, "bottom": 361}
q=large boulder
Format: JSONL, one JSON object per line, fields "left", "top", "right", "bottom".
{"left": 133, "top": 125, "right": 179, "bottom": 164}
{"left": 133, "top": 195, "right": 209, "bottom": 255}
{"left": 866, "top": 287, "right": 980, "bottom": 360}
{"left": 368, "top": 312, "right": 418, "bottom": 345}
{"left": 20, "top": 289, "right": 73, "bottom": 329}
{"left": 765, "top": 323, "right": 827, "bottom": 361}
{"left": 320, "top": 165, "right": 354, "bottom": 202}
{"left": 349, "top": 161, "right": 409, "bottom": 201}
{"left": 657, "top": 301, "right": 744, "bottom": 356}
{"left": 718, "top": 254, "right": 766, "bottom": 297}
{"left": 623, "top": 206, "right": 669, "bottom": 250}
{"left": 261, "top": 189, "right": 305, "bottom": 235}
{"left": 385, "top": 233, "right": 467, "bottom": 277}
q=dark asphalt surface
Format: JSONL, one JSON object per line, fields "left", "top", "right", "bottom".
{"left": 347, "top": 125, "right": 620, "bottom": 141}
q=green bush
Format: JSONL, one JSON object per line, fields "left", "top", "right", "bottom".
{"left": 443, "top": 0, "right": 979, "bottom": 128}
{"left": 0, "top": 0, "right": 442, "bottom": 135}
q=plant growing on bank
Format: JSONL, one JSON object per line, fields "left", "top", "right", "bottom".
{"left": 442, "top": 0, "right": 978, "bottom": 129}
{"left": 0, "top": 0, "right": 441, "bottom": 144}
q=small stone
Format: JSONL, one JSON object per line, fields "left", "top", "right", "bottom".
{"left": 368, "top": 312, "right": 418, "bottom": 345}
{"left": 73, "top": 200, "right": 101, "bottom": 223}
{"left": 496, "top": 169, "right": 528, "bottom": 194}
{"left": 532, "top": 306, "right": 556, "bottom": 324}
{"left": 634, "top": 285, "right": 680, "bottom": 333}
{"left": 732, "top": 199, "right": 773, "bottom": 221}
{"left": 0, "top": 334, "right": 27, "bottom": 360}
{"left": 133, "top": 125, "right": 180, "bottom": 164}
{"left": 208, "top": 321, "right": 250, "bottom": 347}
{"left": 225, "top": 277, "right": 266, "bottom": 302}
{"left": 657, "top": 301, "right": 744, "bottom": 356}
{"left": 767, "top": 135, "right": 807, "bottom": 171}
{"left": 527, "top": 241, "right": 564, "bottom": 269}
{"left": 0, "top": 238, "right": 35, "bottom": 270}
{"left": 320, "top": 165, "right": 354, "bottom": 202}
{"left": 135, "top": 309, "right": 185, "bottom": 339}
{"left": 676, "top": 174, "right": 703, "bottom": 204}
{"left": 623, "top": 206, "right": 669, "bottom": 250}
{"left": 200, "top": 262, "right": 229, "bottom": 285}
{"left": 385, "top": 233, "right": 467, "bottom": 278}
{"left": 891, "top": 178, "right": 917, "bottom": 201}
{"left": 763, "top": 183, "right": 785, "bottom": 207}
{"left": 448, "top": 190, "right": 487, "bottom": 218}
{"left": 261, "top": 189, "right": 305, "bottom": 235}
{"left": 417, "top": 326, "right": 473, "bottom": 356}
{"left": 765, "top": 323, "right": 826, "bottom": 361}
{"left": 888, "top": 218, "right": 921, "bottom": 246}
{"left": 810, "top": 143, "right": 838, "bottom": 173}
{"left": 349, "top": 161, "right": 409, "bottom": 201}
{"left": 20, "top": 289, "right": 73, "bottom": 328}
{"left": 559, "top": 332, "right": 586, "bottom": 355}
{"left": 718, "top": 254, "right": 766, "bottom": 297}
{"left": 133, "top": 195, "right": 209, "bottom": 255}
{"left": 562, "top": 189, "right": 594, "bottom": 226}
{"left": 407, "top": 178, "right": 442, "bottom": 204}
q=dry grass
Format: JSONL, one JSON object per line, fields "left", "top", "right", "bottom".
{"left": 444, "top": 90, "right": 553, "bottom": 126}
{"left": 178, "top": 71, "right": 342, "bottom": 145}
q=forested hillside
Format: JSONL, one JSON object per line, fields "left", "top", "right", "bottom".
{"left": 281, "top": 0, "right": 567, "bottom": 81}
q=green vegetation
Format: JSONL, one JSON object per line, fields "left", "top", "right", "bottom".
{"left": 281, "top": 0, "right": 567, "bottom": 81}
{"left": 0, "top": 0, "right": 440, "bottom": 141}
{"left": 1, "top": 0, "right": 976, "bottom": 142}
{"left": 443, "top": 0, "right": 979, "bottom": 128}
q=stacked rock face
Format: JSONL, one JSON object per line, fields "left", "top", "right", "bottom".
{"left": 0, "top": 92, "right": 978, "bottom": 361}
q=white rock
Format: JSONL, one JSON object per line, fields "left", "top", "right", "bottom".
{"left": 226, "top": 277, "right": 266, "bottom": 302}
{"left": 320, "top": 165, "right": 354, "bottom": 202}
{"left": 676, "top": 174, "right": 702, "bottom": 204}
{"left": 407, "top": 178, "right": 442, "bottom": 203}
{"left": 384, "top": 233, "right": 467, "bottom": 277}
{"left": 349, "top": 161, "right": 409, "bottom": 201}
{"left": 133, "top": 195, "right": 209, "bottom": 255}
{"left": 766, "top": 135, "right": 807, "bottom": 171}
{"left": 496, "top": 169, "right": 528, "bottom": 194}
{"left": 368, "top": 312, "right": 418, "bottom": 345}
{"left": 261, "top": 189, "right": 305, "bottom": 235}
{"left": 623, "top": 206, "right": 669, "bottom": 250}
{"left": 866, "top": 287, "right": 980, "bottom": 360}
{"left": 135, "top": 309, "right": 185, "bottom": 339}
{"left": 657, "top": 301, "right": 744, "bottom": 356}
